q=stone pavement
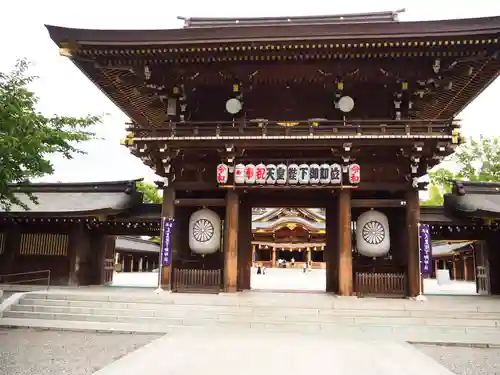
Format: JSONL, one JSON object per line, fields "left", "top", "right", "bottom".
{"left": 92, "top": 330, "right": 455, "bottom": 375}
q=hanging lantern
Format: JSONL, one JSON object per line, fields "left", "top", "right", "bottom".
{"left": 330, "top": 163, "right": 342, "bottom": 184}
{"left": 245, "top": 164, "right": 256, "bottom": 184}
{"left": 288, "top": 164, "right": 299, "bottom": 184}
{"left": 276, "top": 163, "right": 288, "bottom": 184}
{"left": 319, "top": 163, "right": 331, "bottom": 184}
{"left": 216, "top": 163, "right": 229, "bottom": 184}
{"left": 234, "top": 164, "right": 245, "bottom": 184}
{"left": 349, "top": 163, "right": 361, "bottom": 184}
{"left": 309, "top": 164, "right": 320, "bottom": 184}
{"left": 298, "top": 164, "right": 310, "bottom": 184}
{"left": 356, "top": 210, "right": 390, "bottom": 257}
{"left": 255, "top": 163, "right": 267, "bottom": 184}
{"left": 189, "top": 209, "right": 222, "bottom": 255}
{"left": 266, "top": 164, "right": 277, "bottom": 184}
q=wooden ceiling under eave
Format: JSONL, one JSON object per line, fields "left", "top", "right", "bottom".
{"left": 46, "top": 17, "right": 500, "bottom": 128}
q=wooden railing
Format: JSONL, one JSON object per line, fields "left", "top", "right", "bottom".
{"left": 355, "top": 272, "right": 406, "bottom": 298}
{"left": 129, "top": 119, "right": 455, "bottom": 139}
{"left": 172, "top": 268, "right": 221, "bottom": 293}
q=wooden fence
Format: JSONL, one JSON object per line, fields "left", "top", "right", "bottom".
{"left": 355, "top": 272, "right": 406, "bottom": 298}
{"left": 172, "top": 268, "right": 222, "bottom": 293}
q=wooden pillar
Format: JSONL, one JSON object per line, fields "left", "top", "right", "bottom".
{"left": 160, "top": 185, "right": 175, "bottom": 290}
{"left": 325, "top": 200, "right": 339, "bottom": 293}
{"left": 271, "top": 246, "right": 277, "bottom": 267}
{"left": 237, "top": 199, "right": 251, "bottom": 291}
{"left": 306, "top": 247, "right": 311, "bottom": 264}
{"left": 406, "top": 189, "right": 420, "bottom": 297}
{"left": 224, "top": 190, "right": 239, "bottom": 292}
{"left": 338, "top": 189, "right": 353, "bottom": 296}
{"left": 68, "top": 223, "right": 92, "bottom": 285}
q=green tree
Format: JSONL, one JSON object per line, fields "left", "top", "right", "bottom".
{"left": 0, "top": 59, "right": 98, "bottom": 210}
{"left": 422, "top": 135, "right": 500, "bottom": 205}
{"left": 136, "top": 181, "right": 162, "bottom": 203}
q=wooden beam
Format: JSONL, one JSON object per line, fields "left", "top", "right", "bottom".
{"left": 338, "top": 189, "right": 353, "bottom": 296}
{"left": 174, "top": 198, "right": 225, "bottom": 207}
{"left": 406, "top": 189, "right": 420, "bottom": 298}
{"left": 223, "top": 190, "right": 239, "bottom": 292}
{"left": 351, "top": 199, "right": 406, "bottom": 208}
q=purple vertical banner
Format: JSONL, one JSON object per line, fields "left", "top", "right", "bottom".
{"left": 161, "top": 218, "right": 174, "bottom": 267}
{"left": 419, "top": 223, "right": 433, "bottom": 276}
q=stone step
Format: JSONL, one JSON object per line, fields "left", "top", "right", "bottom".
{"left": 7, "top": 302, "right": 500, "bottom": 328}
{"left": 17, "top": 296, "right": 500, "bottom": 320}
{"left": 5, "top": 309, "right": 500, "bottom": 333}
{"left": 24, "top": 291, "right": 500, "bottom": 313}
{"left": 3, "top": 311, "right": 500, "bottom": 346}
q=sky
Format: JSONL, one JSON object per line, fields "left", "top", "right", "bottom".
{"left": 1, "top": 0, "right": 500, "bottom": 185}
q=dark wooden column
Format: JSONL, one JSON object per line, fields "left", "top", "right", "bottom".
{"left": 338, "top": 189, "right": 353, "bottom": 296}
{"left": 405, "top": 189, "right": 420, "bottom": 297}
{"left": 68, "top": 223, "right": 91, "bottom": 286}
{"left": 161, "top": 184, "right": 175, "bottom": 290}
{"left": 0, "top": 225, "right": 21, "bottom": 275}
{"left": 224, "top": 190, "right": 239, "bottom": 292}
{"left": 486, "top": 234, "right": 500, "bottom": 295}
{"left": 237, "top": 199, "right": 252, "bottom": 290}
{"left": 325, "top": 200, "right": 339, "bottom": 293}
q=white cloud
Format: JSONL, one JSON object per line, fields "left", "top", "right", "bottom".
{"left": 2, "top": 0, "right": 500, "bottom": 184}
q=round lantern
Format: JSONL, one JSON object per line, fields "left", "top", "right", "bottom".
{"left": 330, "top": 163, "right": 342, "bottom": 184}
{"left": 298, "top": 164, "right": 310, "bottom": 184}
{"left": 356, "top": 210, "right": 390, "bottom": 257}
{"left": 234, "top": 164, "right": 245, "bottom": 184}
{"left": 288, "top": 164, "right": 299, "bottom": 184}
{"left": 266, "top": 164, "right": 277, "bottom": 184}
{"left": 216, "top": 163, "right": 229, "bottom": 184}
{"left": 189, "top": 209, "right": 221, "bottom": 255}
{"left": 309, "top": 163, "right": 320, "bottom": 184}
{"left": 255, "top": 163, "right": 267, "bottom": 184}
{"left": 244, "top": 164, "right": 256, "bottom": 184}
{"left": 319, "top": 163, "right": 331, "bottom": 184}
{"left": 276, "top": 163, "right": 288, "bottom": 185}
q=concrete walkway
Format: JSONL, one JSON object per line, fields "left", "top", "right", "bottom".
{"left": 92, "top": 330, "right": 455, "bottom": 375}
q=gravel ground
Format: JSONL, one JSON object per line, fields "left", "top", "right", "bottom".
{"left": 0, "top": 328, "right": 162, "bottom": 375}
{"left": 416, "top": 345, "right": 500, "bottom": 375}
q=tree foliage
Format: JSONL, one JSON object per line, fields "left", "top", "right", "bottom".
{"left": 136, "top": 181, "right": 162, "bottom": 204}
{"left": 0, "top": 59, "right": 99, "bottom": 210}
{"left": 422, "top": 135, "right": 500, "bottom": 205}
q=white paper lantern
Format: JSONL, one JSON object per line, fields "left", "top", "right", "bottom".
{"left": 349, "top": 163, "right": 361, "bottom": 184}
{"left": 276, "top": 163, "right": 288, "bottom": 184}
{"left": 330, "top": 163, "right": 342, "bottom": 184}
{"left": 234, "top": 164, "right": 245, "bottom": 184}
{"left": 309, "top": 164, "right": 320, "bottom": 184}
{"left": 189, "top": 209, "right": 221, "bottom": 255}
{"left": 244, "top": 164, "right": 256, "bottom": 184}
{"left": 255, "top": 163, "right": 267, "bottom": 184}
{"left": 266, "top": 164, "right": 277, "bottom": 184}
{"left": 356, "top": 210, "right": 390, "bottom": 257}
{"left": 298, "top": 164, "right": 310, "bottom": 184}
{"left": 319, "top": 163, "right": 331, "bottom": 184}
{"left": 216, "top": 163, "right": 229, "bottom": 184}
{"left": 288, "top": 164, "right": 299, "bottom": 184}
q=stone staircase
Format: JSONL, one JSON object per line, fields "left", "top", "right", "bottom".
{"left": 1, "top": 290, "right": 500, "bottom": 345}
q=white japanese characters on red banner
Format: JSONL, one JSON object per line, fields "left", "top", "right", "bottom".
{"left": 216, "top": 163, "right": 229, "bottom": 184}
{"left": 217, "top": 163, "right": 360, "bottom": 185}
